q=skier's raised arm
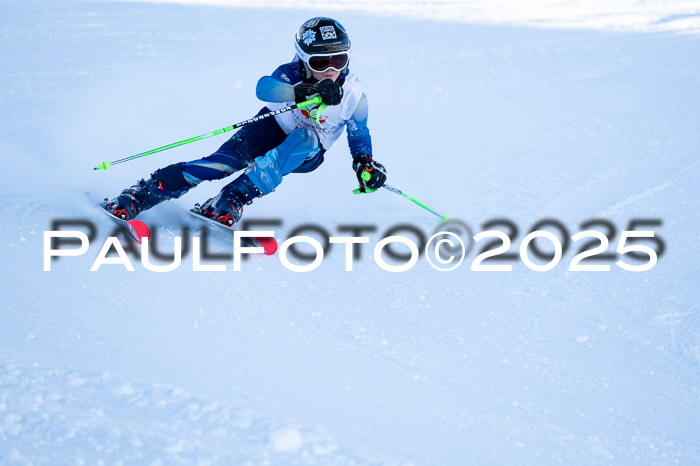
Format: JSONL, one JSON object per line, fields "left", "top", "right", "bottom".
{"left": 256, "top": 72, "right": 295, "bottom": 103}
{"left": 256, "top": 68, "right": 343, "bottom": 106}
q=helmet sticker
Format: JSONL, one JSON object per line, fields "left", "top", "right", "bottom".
{"left": 320, "top": 25, "right": 337, "bottom": 40}
{"left": 335, "top": 22, "right": 346, "bottom": 33}
{"left": 303, "top": 18, "right": 320, "bottom": 28}
{"left": 302, "top": 29, "right": 316, "bottom": 46}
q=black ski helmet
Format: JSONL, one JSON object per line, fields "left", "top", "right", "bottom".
{"left": 295, "top": 17, "right": 351, "bottom": 79}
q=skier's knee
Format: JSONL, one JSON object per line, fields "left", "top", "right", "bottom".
{"left": 279, "top": 128, "right": 320, "bottom": 173}
{"left": 290, "top": 128, "right": 319, "bottom": 152}
{"left": 152, "top": 162, "right": 192, "bottom": 198}
{"left": 246, "top": 130, "right": 320, "bottom": 195}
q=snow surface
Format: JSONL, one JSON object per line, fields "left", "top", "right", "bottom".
{"left": 2, "top": 0, "right": 700, "bottom": 464}
{"left": 129, "top": 0, "right": 700, "bottom": 34}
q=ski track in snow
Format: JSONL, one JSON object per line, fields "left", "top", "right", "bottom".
{"left": 1, "top": 0, "right": 700, "bottom": 464}
{"left": 0, "top": 362, "right": 362, "bottom": 464}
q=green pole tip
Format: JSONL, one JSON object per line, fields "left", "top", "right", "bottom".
{"left": 361, "top": 171, "right": 372, "bottom": 182}
{"left": 353, "top": 186, "right": 376, "bottom": 195}
{"left": 94, "top": 161, "right": 112, "bottom": 171}
{"left": 440, "top": 215, "right": 449, "bottom": 222}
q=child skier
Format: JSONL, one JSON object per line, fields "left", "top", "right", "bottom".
{"left": 105, "top": 17, "right": 387, "bottom": 227}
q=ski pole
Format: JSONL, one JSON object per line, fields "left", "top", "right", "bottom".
{"left": 354, "top": 179, "right": 448, "bottom": 221}
{"left": 381, "top": 184, "right": 448, "bottom": 221}
{"left": 93, "top": 96, "right": 324, "bottom": 171}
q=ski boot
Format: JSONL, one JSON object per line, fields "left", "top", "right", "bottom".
{"left": 106, "top": 164, "right": 192, "bottom": 220}
{"left": 200, "top": 175, "right": 261, "bottom": 227}
{"left": 105, "top": 176, "right": 167, "bottom": 220}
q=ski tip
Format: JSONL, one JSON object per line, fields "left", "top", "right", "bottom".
{"left": 126, "top": 220, "right": 150, "bottom": 244}
{"left": 254, "top": 237, "right": 278, "bottom": 255}
{"left": 263, "top": 239, "right": 278, "bottom": 256}
{"left": 440, "top": 215, "right": 450, "bottom": 222}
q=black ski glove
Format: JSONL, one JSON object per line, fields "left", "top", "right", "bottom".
{"left": 294, "top": 79, "right": 343, "bottom": 106}
{"left": 353, "top": 153, "right": 387, "bottom": 190}
{"left": 294, "top": 83, "right": 317, "bottom": 104}
{"left": 315, "top": 79, "right": 343, "bottom": 106}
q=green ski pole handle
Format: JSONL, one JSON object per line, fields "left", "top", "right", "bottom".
{"left": 94, "top": 96, "right": 323, "bottom": 171}
{"left": 313, "top": 102, "right": 328, "bottom": 124}
{"left": 351, "top": 168, "right": 377, "bottom": 194}
{"left": 296, "top": 99, "right": 327, "bottom": 125}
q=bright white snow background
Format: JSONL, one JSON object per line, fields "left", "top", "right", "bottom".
{"left": 1, "top": 0, "right": 700, "bottom": 464}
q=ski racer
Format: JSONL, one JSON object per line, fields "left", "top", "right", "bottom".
{"left": 104, "top": 16, "right": 387, "bottom": 226}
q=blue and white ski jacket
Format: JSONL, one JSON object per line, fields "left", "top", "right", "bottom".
{"left": 255, "top": 60, "right": 373, "bottom": 158}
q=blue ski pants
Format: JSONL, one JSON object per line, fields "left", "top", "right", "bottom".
{"left": 156, "top": 107, "right": 325, "bottom": 199}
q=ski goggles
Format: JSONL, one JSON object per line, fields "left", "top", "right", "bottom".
{"left": 295, "top": 41, "right": 350, "bottom": 72}
{"left": 306, "top": 53, "right": 349, "bottom": 72}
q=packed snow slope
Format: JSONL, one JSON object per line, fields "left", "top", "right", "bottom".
{"left": 133, "top": 0, "right": 700, "bottom": 34}
{"left": 1, "top": 0, "right": 699, "bottom": 464}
